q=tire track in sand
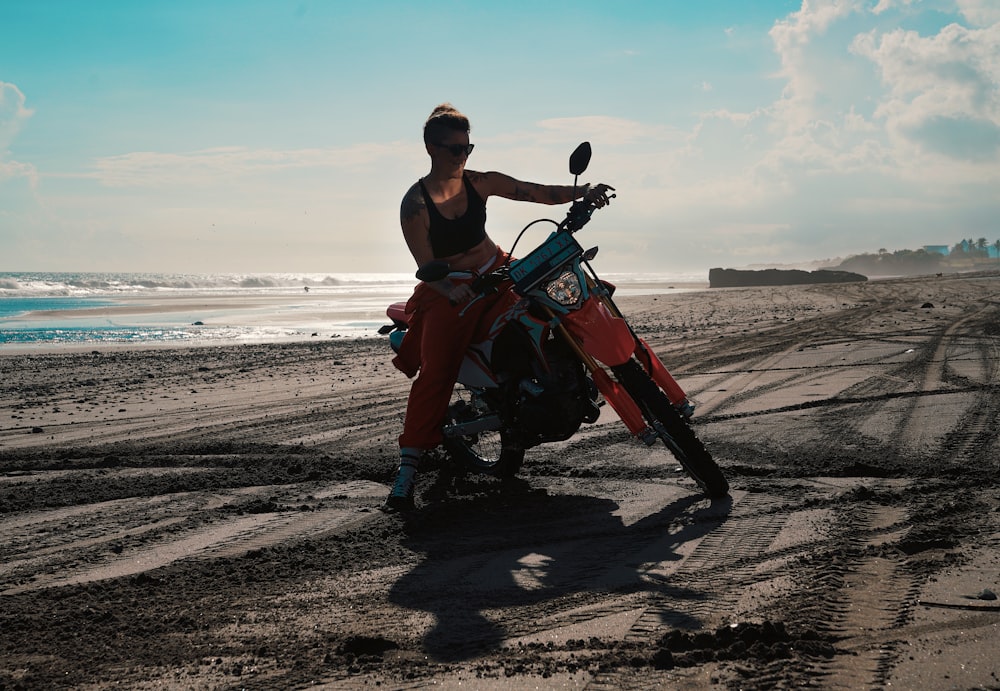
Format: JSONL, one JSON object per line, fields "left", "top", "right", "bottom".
{"left": 0, "top": 480, "right": 386, "bottom": 595}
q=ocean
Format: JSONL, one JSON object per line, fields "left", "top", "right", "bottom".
{"left": 0, "top": 271, "right": 706, "bottom": 349}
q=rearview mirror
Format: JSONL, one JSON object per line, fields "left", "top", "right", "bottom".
{"left": 569, "top": 142, "right": 592, "bottom": 176}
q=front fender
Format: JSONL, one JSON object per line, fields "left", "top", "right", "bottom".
{"left": 562, "top": 298, "right": 634, "bottom": 367}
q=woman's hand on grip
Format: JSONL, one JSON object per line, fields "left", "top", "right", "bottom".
{"left": 584, "top": 183, "right": 615, "bottom": 208}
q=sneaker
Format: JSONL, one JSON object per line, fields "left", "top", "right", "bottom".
{"left": 381, "top": 462, "right": 417, "bottom": 513}
{"left": 675, "top": 399, "right": 695, "bottom": 420}
{"left": 381, "top": 490, "right": 414, "bottom": 513}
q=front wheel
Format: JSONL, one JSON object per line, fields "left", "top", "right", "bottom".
{"left": 441, "top": 389, "right": 525, "bottom": 478}
{"left": 612, "top": 360, "right": 729, "bottom": 498}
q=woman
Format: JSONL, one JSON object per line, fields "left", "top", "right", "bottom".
{"left": 384, "top": 103, "right": 613, "bottom": 512}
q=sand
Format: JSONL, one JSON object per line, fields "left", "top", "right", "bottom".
{"left": 1, "top": 272, "right": 998, "bottom": 689}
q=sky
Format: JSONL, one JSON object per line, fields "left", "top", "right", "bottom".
{"left": 2, "top": 0, "right": 999, "bottom": 275}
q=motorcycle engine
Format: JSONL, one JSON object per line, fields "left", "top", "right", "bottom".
{"left": 514, "top": 339, "right": 596, "bottom": 443}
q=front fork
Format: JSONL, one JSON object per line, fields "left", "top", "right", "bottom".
{"left": 541, "top": 304, "right": 656, "bottom": 443}
{"left": 589, "top": 280, "right": 688, "bottom": 407}
{"left": 633, "top": 337, "right": 687, "bottom": 406}
{"left": 541, "top": 292, "right": 691, "bottom": 445}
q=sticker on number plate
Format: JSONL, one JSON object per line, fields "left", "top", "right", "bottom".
{"left": 509, "top": 232, "right": 584, "bottom": 292}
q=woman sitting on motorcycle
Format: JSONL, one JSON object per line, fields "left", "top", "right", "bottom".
{"left": 383, "top": 103, "right": 613, "bottom": 512}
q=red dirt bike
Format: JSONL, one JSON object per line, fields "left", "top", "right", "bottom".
{"left": 380, "top": 143, "right": 728, "bottom": 499}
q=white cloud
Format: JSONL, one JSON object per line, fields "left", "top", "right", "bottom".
{"left": 767, "top": 0, "right": 869, "bottom": 138}
{"left": 872, "top": 0, "right": 916, "bottom": 15}
{"left": 0, "top": 81, "right": 33, "bottom": 137}
{"left": 0, "top": 81, "right": 37, "bottom": 186}
{"left": 0, "top": 158, "right": 37, "bottom": 184}
{"left": 534, "top": 115, "right": 686, "bottom": 147}
{"left": 851, "top": 21, "right": 1000, "bottom": 163}
{"left": 605, "top": 0, "right": 1000, "bottom": 269}
{"left": 956, "top": 0, "right": 1000, "bottom": 27}
{"left": 87, "top": 142, "right": 405, "bottom": 188}
{"left": 739, "top": 0, "right": 1000, "bottom": 188}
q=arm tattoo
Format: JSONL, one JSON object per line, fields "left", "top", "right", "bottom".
{"left": 546, "top": 185, "right": 567, "bottom": 203}
{"left": 512, "top": 183, "right": 539, "bottom": 202}
{"left": 513, "top": 182, "right": 570, "bottom": 204}
{"left": 400, "top": 185, "right": 425, "bottom": 222}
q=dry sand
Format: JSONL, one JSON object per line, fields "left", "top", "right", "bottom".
{"left": 1, "top": 272, "right": 998, "bottom": 689}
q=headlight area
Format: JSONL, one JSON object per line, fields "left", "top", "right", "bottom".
{"left": 544, "top": 271, "right": 583, "bottom": 306}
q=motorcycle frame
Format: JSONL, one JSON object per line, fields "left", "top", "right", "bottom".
{"left": 453, "top": 249, "right": 687, "bottom": 442}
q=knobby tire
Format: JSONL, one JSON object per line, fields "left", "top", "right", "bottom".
{"left": 613, "top": 359, "right": 729, "bottom": 498}
{"left": 442, "top": 390, "right": 525, "bottom": 478}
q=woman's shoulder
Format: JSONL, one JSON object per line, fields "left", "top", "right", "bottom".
{"left": 464, "top": 169, "right": 506, "bottom": 195}
{"left": 400, "top": 180, "right": 427, "bottom": 220}
{"left": 466, "top": 169, "right": 502, "bottom": 183}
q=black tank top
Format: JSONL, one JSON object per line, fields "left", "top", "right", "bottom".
{"left": 419, "top": 174, "right": 487, "bottom": 258}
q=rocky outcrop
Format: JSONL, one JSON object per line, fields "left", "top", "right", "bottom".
{"left": 709, "top": 268, "right": 867, "bottom": 288}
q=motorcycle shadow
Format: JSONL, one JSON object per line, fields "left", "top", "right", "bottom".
{"left": 386, "top": 472, "right": 733, "bottom": 662}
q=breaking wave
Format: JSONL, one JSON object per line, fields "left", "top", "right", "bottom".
{"left": 0, "top": 272, "right": 417, "bottom": 297}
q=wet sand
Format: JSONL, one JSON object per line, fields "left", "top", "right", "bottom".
{"left": 1, "top": 272, "right": 998, "bottom": 689}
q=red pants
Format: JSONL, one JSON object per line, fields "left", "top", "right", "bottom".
{"left": 393, "top": 251, "right": 510, "bottom": 450}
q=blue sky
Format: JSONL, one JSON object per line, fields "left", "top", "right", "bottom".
{"left": 2, "top": 0, "right": 998, "bottom": 274}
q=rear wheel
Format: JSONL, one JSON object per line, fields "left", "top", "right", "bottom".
{"left": 612, "top": 359, "right": 729, "bottom": 498}
{"left": 441, "top": 389, "right": 525, "bottom": 478}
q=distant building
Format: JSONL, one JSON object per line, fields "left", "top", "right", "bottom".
{"left": 930, "top": 241, "right": 1000, "bottom": 258}
{"left": 957, "top": 240, "right": 999, "bottom": 257}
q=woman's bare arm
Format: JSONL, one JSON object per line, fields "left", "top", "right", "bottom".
{"left": 468, "top": 170, "right": 613, "bottom": 207}
{"left": 467, "top": 170, "right": 581, "bottom": 205}
{"left": 399, "top": 183, "right": 435, "bottom": 268}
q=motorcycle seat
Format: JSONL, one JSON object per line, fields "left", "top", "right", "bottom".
{"left": 386, "top": 301, "right": 410, "bottom": 324}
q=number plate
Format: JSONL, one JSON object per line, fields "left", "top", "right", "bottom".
{"left": 509, "top": 232, "right": 584, "bottom": 293}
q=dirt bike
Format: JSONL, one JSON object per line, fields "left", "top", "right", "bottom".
{"left": 380, "top": 143, "right": 728, "bottom": 499}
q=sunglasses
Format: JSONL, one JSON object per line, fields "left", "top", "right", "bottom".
{"left": 435, "top": 142, "right": 475, "bottom": 157}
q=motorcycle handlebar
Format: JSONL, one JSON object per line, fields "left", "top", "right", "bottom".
{"left": 470, "top": 268, "right": 509, "bottom": 295}
{"left": 447, "top": 268, "right": 509, "bottom": 308}
{"left": 459, "top": 191, "right": 614, "bottom": 305}
{"left": 561, "top": 193, "right": 615, "bottom": 233}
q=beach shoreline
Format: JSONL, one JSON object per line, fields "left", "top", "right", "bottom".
{"left": 1, "top": 274, "right": 711, "bottom": 352}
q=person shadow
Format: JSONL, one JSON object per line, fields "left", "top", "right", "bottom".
{"left": 387, "top": 479, "right": 733, "bottom": 662}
